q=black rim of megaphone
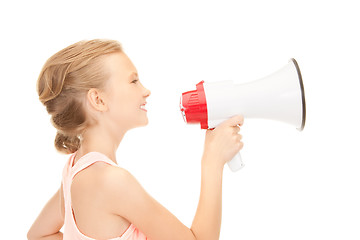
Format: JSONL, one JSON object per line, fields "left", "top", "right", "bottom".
{"left": 290, "top": 58, "right": 306, "bottom": 131}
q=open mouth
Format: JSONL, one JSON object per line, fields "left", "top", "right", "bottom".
{"left": 140, "top": 103, "right": 147, "bottom": 111}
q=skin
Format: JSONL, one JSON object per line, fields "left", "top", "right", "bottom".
{"left": 27, "top": 52, "right": 244, "bottom": 240}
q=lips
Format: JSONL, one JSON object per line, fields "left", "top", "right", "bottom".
{"left": 140, "top": 103, "right": 147, "bottom": 111}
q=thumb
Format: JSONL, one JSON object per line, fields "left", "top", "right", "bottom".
{"left": 220, "top": 115, "right": 244, "bottom": 128}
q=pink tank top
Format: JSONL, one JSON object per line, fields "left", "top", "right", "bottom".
{"left": 62, "top": 151, "right": 148, "bottom": 240}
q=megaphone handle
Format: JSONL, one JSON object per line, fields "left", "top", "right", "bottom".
{"left": 227, "top": 153, "right": 245, "bottom": 172}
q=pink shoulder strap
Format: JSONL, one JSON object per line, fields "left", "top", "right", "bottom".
{"left": 70, "top": 152, "right": 118, "bottom": 179}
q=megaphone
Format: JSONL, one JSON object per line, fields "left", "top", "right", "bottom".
{"left": 180, "top": 58, "right": 306, "bottom": 172}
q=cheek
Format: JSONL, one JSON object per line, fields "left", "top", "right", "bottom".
{"left": 109, "top": 92, "right": 137, "bottom": 118}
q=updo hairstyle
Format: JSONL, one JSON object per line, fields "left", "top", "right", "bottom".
{"left": 37, "top": 39, "right": 122, "bottom": 154}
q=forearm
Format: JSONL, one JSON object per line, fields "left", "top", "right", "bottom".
{"left": 27, "top": 187, "right": 64, "bottom": 240}
{"left": 27, "top": 232, "right": 63, "bottom": 240}
{"left": 191, "top": 156, "right": 224, "bottom": 240}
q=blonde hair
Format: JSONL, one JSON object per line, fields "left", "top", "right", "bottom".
{"left": 37, "top": 39, "right": 122, "bottom": 154}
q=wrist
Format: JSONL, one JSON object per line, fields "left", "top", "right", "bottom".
{"left": 201, "top": 155, "right": 224, "bottom": 175}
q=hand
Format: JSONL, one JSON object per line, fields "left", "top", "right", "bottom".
{"left": 202, "top": 115, "right": 244, "bottom": 169}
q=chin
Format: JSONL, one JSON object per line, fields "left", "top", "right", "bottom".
{"left": 132, "top": 118, "right": 149, "bottom": 129}
{"left": 141, "top": 118, "right": 149, "bottom": 126}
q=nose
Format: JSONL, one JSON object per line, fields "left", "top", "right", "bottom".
{"left": 143, "top": 86, "right": 151, "bottom": 98}
{"left": 145, "top": 88, "right": 151, "bottom": 98}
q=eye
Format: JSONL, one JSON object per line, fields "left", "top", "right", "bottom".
{"left": 131, "top": 79, "right": 138, "bottom": 84}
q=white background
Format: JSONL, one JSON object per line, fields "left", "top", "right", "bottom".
{"left": 1, "top": 0, "right": 359, "bottom": 239}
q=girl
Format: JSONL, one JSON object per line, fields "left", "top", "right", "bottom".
{"left": 27, "top": 39, "right": 244, "bottom": 240}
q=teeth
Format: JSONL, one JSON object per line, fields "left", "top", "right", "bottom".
{"left": 140, "top": 105, "right": 147, "bottom": 110}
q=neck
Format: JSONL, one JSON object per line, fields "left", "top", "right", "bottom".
{"left": 76, "top": 123, "right": 127, "bottom": 164}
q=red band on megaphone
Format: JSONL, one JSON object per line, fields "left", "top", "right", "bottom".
{"left": 180, "top": 80, "right": 208, "bottom": 129}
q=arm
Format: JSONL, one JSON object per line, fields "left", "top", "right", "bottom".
{"left": 27, "top": 185, "right": 65, "bottom": 240}
{"left": 191, "top": 115, "right": 244, "bottom": 240}
{"left": 105, "top": 115, "right": 244, "bottom": 240}
{"left": 190, "top": 159, "right": 224, "bottom": 240}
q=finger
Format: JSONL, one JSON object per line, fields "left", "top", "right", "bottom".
{"left": 233, "top": 133, "right": 242, "bottom": 141}
{"left": 221, "top": 115, "right": 244, "bottom": 127}
{"left": 233, "top": 126, "right": 240, "bottom": 134}
{"left": 237, "top": 141, "right": 244, "bottom": 151}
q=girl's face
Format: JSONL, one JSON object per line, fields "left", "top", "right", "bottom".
{"left": 102, "top": 52, "right": 151, "bottom": 131}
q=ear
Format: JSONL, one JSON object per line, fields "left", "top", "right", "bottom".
{"left": 86, "top": 88, "right": 109, "bottom": 112}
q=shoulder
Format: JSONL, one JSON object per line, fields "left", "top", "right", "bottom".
{"left": 73, "top": 161, "right": 141, "bottom": 194}
{"left": 73, "top": 161, "right": 130, "bottom": 185}
{"left": 98, "top": 163, "right": 138, "bottom": 192}
{"left": 71, "top": 161, "right": 143, "bottom": 212}
{"left": 102, "top": 164, "right": 144, "bottom": 198}
{"left": 71, "top": 161, "right": 135, "bottom": 199}
{"left": 96, "top": 165, "right": 150, "bottom": 216}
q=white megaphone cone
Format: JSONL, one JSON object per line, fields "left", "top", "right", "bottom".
{"left": 180, "top": 58, "right": 306, "bottom": 172}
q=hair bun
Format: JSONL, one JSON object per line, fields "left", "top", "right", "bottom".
{"left": 54, "top": 131, "right": 80, "bottom": 154}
